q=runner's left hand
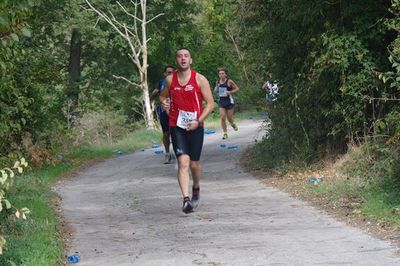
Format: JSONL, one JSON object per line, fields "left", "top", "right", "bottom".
{"left": 186, "top": 120, "right": 199, "bottom": 131}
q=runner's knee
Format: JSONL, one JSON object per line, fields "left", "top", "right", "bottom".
{"left": 190, "top": 161, "right": 201, "bottom": 171}
{"left": 178, "top": 155, "right": 190, "bottom": 169}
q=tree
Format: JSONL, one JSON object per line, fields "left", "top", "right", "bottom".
{"left": 84, "top": 0, "right": 164, "bottom": 129}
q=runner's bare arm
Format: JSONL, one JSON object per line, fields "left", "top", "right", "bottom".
{"left": 228, "top": 79, "right": 240, "bottom": 94}
{"left": 151, "top": 88, "right": 160, "bottom": 97}
{"left": 214, "top": 81, "right": 218, "bottom": 93}
{"left": 160, "top": 75, "right": 172, "bottom": 110}
{"left": 197, "top": 74, "right": 214, "bottom": 123}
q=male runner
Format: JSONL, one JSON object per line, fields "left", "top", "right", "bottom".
{"left": 160, "top": 48, "right": 214, "bottom": 213}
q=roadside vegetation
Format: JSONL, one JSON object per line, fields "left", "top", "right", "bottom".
{"left": 243, "top": 1, "right": 400, "bottom": 236}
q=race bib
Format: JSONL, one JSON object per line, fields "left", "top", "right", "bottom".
{"left": 218, "top": 86, "right": 228, "bottom": 97}
{"left": 177, "top": 110, "right": 197, "bottom": 129}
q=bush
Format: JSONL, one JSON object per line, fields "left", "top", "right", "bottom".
{"left": 70, "top": 111, "right": 130, "bottom": 147}
{"left": 0, "top": 158, "right": 30, "bottom": 255}
{"left": 340, "top": 142, "right": 400, "bottom": 188}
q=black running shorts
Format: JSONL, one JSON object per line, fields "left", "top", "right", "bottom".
{"left": 159, "top": 111, "right": 169, "bottom": 133}
{"left": 157, "top": 106, "right": 170, "bottom": 133}
{"left": 170, "top": 126, "right": 204, "bottom": 161}
{"left": 218, "top": 102, "right": 234, "bottom": 109}
{"left": 219, "top": 97, "right": 234, "bottom": 109}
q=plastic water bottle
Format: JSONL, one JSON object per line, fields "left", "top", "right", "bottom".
{"left": 67, "top": 255, "right": 80, "bottom": 264}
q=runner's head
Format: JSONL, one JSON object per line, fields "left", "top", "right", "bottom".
{"left": 176, "top": 48, "right": 192, "bottom": 71}
{"left": 217, "top": 67, "right": 228, "bottom": 80}
{"left": 163, "top": 65, "right": 175, "bottom": 77}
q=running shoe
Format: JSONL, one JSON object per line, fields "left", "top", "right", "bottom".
{"left": 163, "top": 153, "right": 172, "bottom": 164}
{"left": 191, "top": 187, "right": 200, "bottom": 209}
{"left": 182, "top": 197, "right": 193, "bottom": 213}
{"left": 231, "top": 122, "right": 238, "bottom": 131}
{"left": 222, "top": 133, "right": 228, "bottom": 140}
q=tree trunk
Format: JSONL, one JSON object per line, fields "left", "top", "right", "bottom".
{"left": 67, "top": 28, "right": 81, "bottom": 103}
{"left": 141, "top": 5, "right": 155, "bottom": 129}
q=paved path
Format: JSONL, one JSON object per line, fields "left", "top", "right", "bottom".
{"left": 57, "top": 119, "right": 400, "bottom": 265}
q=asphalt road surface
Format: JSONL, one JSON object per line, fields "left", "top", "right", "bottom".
{"left": 57, "top": 118, "right": 400, "bottom": 265}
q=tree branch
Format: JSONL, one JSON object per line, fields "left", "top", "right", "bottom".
{"left": 146, "top": 13, "right": 164, "bottom": 24}
{"left": 116, "top": 1, "right": 143, "bottom": 23}
{"left": 113, "top": 75, "right": 140, "bottom": 87}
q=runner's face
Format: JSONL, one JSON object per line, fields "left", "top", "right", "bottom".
{"left": 218, "top": 71, "right": 227, "bottom": 79}
{"left": 176, "top": 49, "right": 192, "bottom": 70}
{"left": 164, "top": 67, "right": 174, "bottom": 77}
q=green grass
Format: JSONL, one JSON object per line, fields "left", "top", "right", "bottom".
{"left": 361, "top": 185, "right": 400, "bottom": 226}
{"left": 311, "top": 178, "right": 400, "bottom": 228}
{"left": 0, "top": 167, "right": 67, "bottom": 266}
{"left": 0, "top": 128, "right": 163, "bottom": 266}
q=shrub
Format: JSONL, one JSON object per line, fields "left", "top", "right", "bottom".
{"left": 70, "top": 111, "right": 130, "bottom": 146}
{"left": 0, "top": 158, "right": 30, "bottom": 255}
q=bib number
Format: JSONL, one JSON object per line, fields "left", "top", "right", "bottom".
{"left": 177, "top": 110, "right": 197, "bottom": 129}
{"left": 218, "top": 86, "right": 228, "bottom": 97}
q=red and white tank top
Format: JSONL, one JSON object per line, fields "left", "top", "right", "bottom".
{"left": 169, "top": 70, "right": 203, "bottom": 127}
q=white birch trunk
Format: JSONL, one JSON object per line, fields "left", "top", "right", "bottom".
{"left": 84, "top": 0, "right": 163, "bottom": 129}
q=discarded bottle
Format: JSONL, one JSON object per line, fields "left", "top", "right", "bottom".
{"left": 248, "top": 116, "right": 253, "bottom": 119}
{"left": 67, "top": 255, "right": 80, "bottom": 264}
{"left": 154, "top": 150, "right": 164, "bottom": 155}
{"left": 151, "top": 144, "right": 160, "bottom": 148}
{"left": 220, "top": 144, "right": 226, "bottom": 148}
{"left": 307, "top": 177, "right": 323, "bottom": 184}
{"left": 140, "top": 148, "right": 145, "bottom": 152}
{"left": 204, "top": 128, "right": 216, "bottom": 135}
{"left": 227, "top": 145, "right": 238, "bottom": 151}
{"left": 116, "top": 151, "right": 124, "bottom": 156}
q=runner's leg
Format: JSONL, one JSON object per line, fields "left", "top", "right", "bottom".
{"left": 219, "top": 107, "right": 227, "bottom": 137}
{"left": 177, "top": 155, "right": 191, "bottom": 198}
{"left": 226, "top": 107, "right": 237, "bottom": 130}
{"left": 190, "top": 161, "right": 201, "bottom": 189}
{"left": 170, "top": 127, "right": 191, "bottom": 198}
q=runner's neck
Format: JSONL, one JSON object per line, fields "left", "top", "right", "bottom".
{"left": 177, "top": 68, "right": 192, "bottom": 86}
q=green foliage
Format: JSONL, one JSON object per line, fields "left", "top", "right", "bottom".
{"left": 0, "top": 0, "right": 36, "bottom": 47}
{"left": 0, "top": 159, "right": 29, "bottom": 256}
{"left": 242, "top": 0, "right": 398, "bottom": 166}
{"left": 0, "top": 164, "right": 69, "bottom": 265}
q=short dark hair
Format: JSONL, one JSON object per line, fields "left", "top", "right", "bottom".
{"left": 218, "top": 67, "right": 228, "bottom": 75}
{"left": 164, "top": 65, "right": 175, "bottom": 72}
{"left": 176, "top": 47, "right": 191, "bottom": 56}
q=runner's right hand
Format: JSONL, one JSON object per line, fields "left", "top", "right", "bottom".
{"left": 161, "top": 98, "right": 170, "bottom": 113}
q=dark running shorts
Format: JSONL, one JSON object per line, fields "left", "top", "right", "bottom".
{"left": 219, "top": 97, "right": 234, "bottom": 109}
{"left": 218, "top": 103, "right": 235, "bottom": 109}
{"left": 170, "top": 126, "right": 204, "bottom": 161}
{"left": 159, "top": 111, "right": 169, "bottom": 133}
{"left": 157, "top": 106, "right": 169, "bottom": 133}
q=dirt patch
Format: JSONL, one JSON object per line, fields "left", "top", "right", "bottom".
{"left": 240, "top": 149, "right": 400, "bottom": 252}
